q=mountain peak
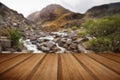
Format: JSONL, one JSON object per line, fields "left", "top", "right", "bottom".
{"left": 27, "top": 4, "right": 70, "bottom": 22}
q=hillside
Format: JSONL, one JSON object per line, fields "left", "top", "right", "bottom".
{"left": 27, "top": 4, "right": 84, "bottom": 31}
{"left": 85, "top": 2, "right": 120, "bottom": 18}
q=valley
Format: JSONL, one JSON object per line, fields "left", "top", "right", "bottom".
{"left": 0, "top": 2, "right": 120, "bottom": 53}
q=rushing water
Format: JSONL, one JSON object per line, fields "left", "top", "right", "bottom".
{"left": 20, "top": 32, "right": 67, "bottom": 53}
{"left": 20, "top": 39, "right": 43, "bottom": 53}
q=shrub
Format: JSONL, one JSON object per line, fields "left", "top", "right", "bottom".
{"left": 76, "top": 31, "right": 86, "bottom": 37}
{"left": 85, "top": 38, "right": 112, "bottom": 52}
{"left": 9, "top": 29, "right": 21, "bottom": 47}
{"left": 71, "top": 26, "right": 78, "bottom": 30}
{"left": 83, "top": 15, "right": 120, "bottom": 37}
{"left": 82, "top": 15, "right": 120, "bottom": 52}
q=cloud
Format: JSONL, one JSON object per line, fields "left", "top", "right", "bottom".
{"left": 0, "top": 0, "right": 120, "bottom": 17}
{"left": 59, "top": 0, "right": 120, "bottom": 13}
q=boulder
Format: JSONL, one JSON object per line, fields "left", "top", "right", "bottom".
{"left": 69, "top": 43, "right": 77, "bottom": 49}
{"left": 53, "top": 38, "right": 60, "bottom": 42}
{"left": 66, "top": 39, "right": 72, "bottom": 44}
{"left": 77, "top": 44, "right": 86, "bottom": 53}
{"left": 37, "top": 39, "right": 45, "bottom": 43}
{"left": 63, "top": 43, "right": 68, "bottom": 48}
{"left": 31, "top": 40, "right": 37, "bottom": 44}
{"left": 40, "top": 46, "right": 50, "bottom": 52}
{"left": 37, "top": 43, "right": 42, "bottom": 50}
{"left": 44, "top": 41, "right": 55, "bottom": 49}
{"left": 58, "top": 41, "right": 64, "bottom": 47}
{"left": 37, "top": 41, "right": 55, "bottom": 49}
{"left": 0, "top": 38, "right": 11, "bottom": 50}
{"left": 29, "top": 35, "right": 37, "bottom": 41}
{"left": 60, "top": 38, "right": 66, "bottom": 43}
{"left": 51, "top": 46, "right": 61, "bottom": 52}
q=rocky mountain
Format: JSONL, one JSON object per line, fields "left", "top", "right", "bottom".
{"left": 0, "top": 2, "right": 45, "bottom": 39}
{"left": 85, "top": 2, "right": 120, "bottom": 18}
{"left": 27, "top": 4, "right": 84, "bottom": 31}
{"left": 28, "top": 4, "right": 69, "bottom": 22}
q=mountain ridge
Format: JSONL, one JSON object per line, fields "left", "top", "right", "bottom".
{"left": 85, "top": 2, "right": 120, "bottom": 18}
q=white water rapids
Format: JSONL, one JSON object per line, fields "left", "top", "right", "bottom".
{"left": 20, "top": 32, "right": 67, "bottom": 53}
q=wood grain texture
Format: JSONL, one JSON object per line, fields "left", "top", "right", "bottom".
{"left": 0, "top": 54, "right": 19, "bottom": 63}
{"left": 0, "top": 53, "right": 120, "bottom": 80}
{"left": 74, "top": 54, "right": 120, "bottom": 80}
{"left": 30, "top": 54, "right": 58, "bottom": 80}
{"left": 0, "top": 54, "right": 46, "bottom": 80}
{"left": 99, "top": 53, "right": 120, "bottom": 63}
{"left": 0, "top": 54, "right": 33, "bottom": 74}
{"left": 85, "top": 53, "right": 120, "bottom": 74}
{"left": 61, "top": 54, "right": 95, "bottom": 80}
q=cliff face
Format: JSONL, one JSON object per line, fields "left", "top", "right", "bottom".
{"left": 85, "top": 2, "right": 120, "bottom": 18}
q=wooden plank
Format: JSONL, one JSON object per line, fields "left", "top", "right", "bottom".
{"left": 99, "top": 53, "right": 120, "bottom": 63}
{"left": 0, "top": 54, "right": 33, "bottom": 74}
{"left": 0, "top": 54, "right": 19, "bottom": 63}
{"left": 107, "top": 53, "right": 120, "bottom": 57}
{"left": 30, "top": 54, "right": 58, "bottom": 80}
{"left": 0, "top": 54, "right": 16, "bottom": 58}
{"left": 74, "top": 54, "right": 120, "bottom": 80}
{"left": 0, "top": 54, "right": 46, "bottom": 80}
{"left": 0, "top": 53, "right": 120, "bottom": 80}
{"left": 86, "top": 53, "right": 120, "bottom": 74}
{"left": 61, "top": 54, "right": 94, "bottom": 80}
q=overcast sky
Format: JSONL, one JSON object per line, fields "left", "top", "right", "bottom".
{"left": 1, "top": 0, "right": 120, "bottom": 17}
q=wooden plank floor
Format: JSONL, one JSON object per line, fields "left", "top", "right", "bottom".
{"left": 0, "top": 53, "right": 120, "bottom": 80}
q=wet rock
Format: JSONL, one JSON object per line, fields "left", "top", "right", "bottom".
{"left": 31, "top": 40, "right": 37, "bottom": 44}
{"left": 40, "top": 46, "right": 50, "bottom": 52}
{"left": 37, "top": 43, "right": 42, "bottom": 49}
{"left": 39, "top": 32, "right": 49, "bottom": 37}
{"left": 58, "top": 41, "right": 64, "bottom": 47}
{"left": 69, "top": 43, "right": 77, "bottom": 49}
{"left": 51, "top": 46, "right": 61, "bottom": 52}
{"left": 63, "top": 43, "right": 69, "bottom": 48}
{"left": 53, "top": 38, "right": 60, "bottom": 42}
{"left": 60, "top": 38, "right": 66, "bottom": 43}
{"left": 77, "top": 44, "right": 87, "bottom": 53}
{"left": 66, "top": 39, "right": 72, "bottom": 44}
{"left": 37, "top": 39, "right": 46, "bottom": 43}
{"left": 44, "top": 41, "right": 55, "bottom": 49}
